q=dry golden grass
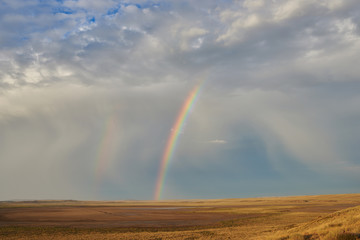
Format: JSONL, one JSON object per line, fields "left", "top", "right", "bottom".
{"left": 1, "top": 193, "right": 360, "bottom": 239}
{"left": 271, "top": 205, "right": 360, "bottom": 240}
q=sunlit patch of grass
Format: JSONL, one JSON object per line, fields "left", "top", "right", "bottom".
{"left": 196, "top": 205, "right": 298, "bottom": 215}
{"left": 184, "top": 237, "right": 199, "bottom": 240}
{"left": 272, "top": 206, "right": 360, "bottom": 240}
{"left": 288, "top": 234, "right": 304, "bottom": 240}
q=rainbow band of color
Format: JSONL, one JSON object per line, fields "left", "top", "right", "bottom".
{"left": 95, "top": 116, "right": 116, "bottom": 182}
{"left": 154, "top": 82, "right": 204, "bottom": 200}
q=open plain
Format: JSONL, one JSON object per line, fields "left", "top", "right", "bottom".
{"left": 1, "top": 194, "right": 360, "bottom": 240}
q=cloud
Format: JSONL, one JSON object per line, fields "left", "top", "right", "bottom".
{"left": 209, "top": 139, "right": 227, "bottom": 144}
{"left": 0, "top": 0, "right": 360, "bottom": 200}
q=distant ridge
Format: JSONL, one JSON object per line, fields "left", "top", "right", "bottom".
{"left": 1, "top": 199, "right": 78, "bottom": 203}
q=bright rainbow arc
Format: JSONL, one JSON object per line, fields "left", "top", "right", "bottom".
{"left": 154, "top": 81, "right": 204, "bottom": 200}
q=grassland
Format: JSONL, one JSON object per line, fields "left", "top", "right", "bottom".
{"left": 1, "top": 193, "right": 360, "bottom": 239}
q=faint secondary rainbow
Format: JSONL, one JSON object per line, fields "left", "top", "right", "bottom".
{"left": 154, "top": 80, "right": 204, "bottom": 200}
{"left": 95, "top": 115, "right": 117, "bottom": 185}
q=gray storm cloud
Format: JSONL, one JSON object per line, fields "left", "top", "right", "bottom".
{"left": 0, "top": 0, "right": 360, "bottom": 200}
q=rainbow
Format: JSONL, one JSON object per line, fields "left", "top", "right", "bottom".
{"left": 154, "top": 81, "right": 204, "bottom": 200}
{"left": 95, "top": 115, "right": 117, "bottom": 184}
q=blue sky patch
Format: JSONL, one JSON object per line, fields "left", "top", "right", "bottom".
{"left": 88, "top": 16, "right": 95, "bottom": 23}
{"left": 53, "top": 6, "right": 75, "bottom": 15}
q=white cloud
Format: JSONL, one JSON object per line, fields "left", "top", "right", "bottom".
{"left": 209, "top": 139, "right": 227, "bottom": 144}
{"left": 243, "top": 0, "right": 264, "bottom": 10}
{"left": 179, "top": 27, "right": 208, "bottom": 50}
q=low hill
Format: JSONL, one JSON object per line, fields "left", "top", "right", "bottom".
{"left": 277, "top": 206, "right": 360, "bottom": 240}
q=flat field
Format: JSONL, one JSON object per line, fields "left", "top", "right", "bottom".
{"left": 1, "top": 193, "right": 360, "bottom": 239}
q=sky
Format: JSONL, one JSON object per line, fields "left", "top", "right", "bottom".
{"left": 1, "top": 0, "right": 360, "bottom": 201}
